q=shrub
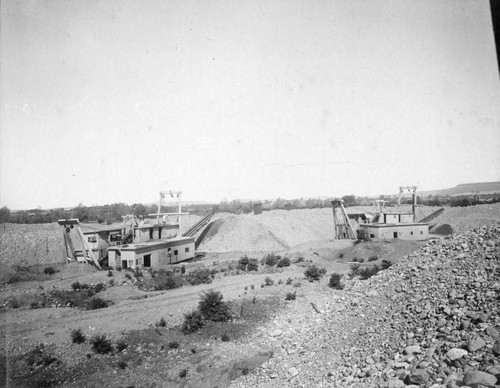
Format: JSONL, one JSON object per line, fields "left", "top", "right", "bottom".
{"left": 179, "top": 369, "right": 188, "bottom": 378}
{"left": 115, "top": 340, "right": 128, "bottom": 352}
{"left": 43, "top": 267, "right": 56, "bottom": 275}
{"left": 247, "top": 259, "right": 259, "bottom": 272}
{"left": 295, "top": 256, "right": 305, "bottom": 263}
{"left": 70, "top": 328, "right": 86, "bottom": 344}
{"left": 349, "top": 263, "right": 360, "bottom": 278}
{"left": 90, "top": 335, "right": 113, "bottom": 354}
{"left": 168, "top": 341, "right": 179, "bottom": 349}
{"left": 244, "top": 286, "right": 248, "bottom": 291}
{"left": 264, "top": 277, "right": 274, "bottom": 286}
{"left": 118, "top": 360, "right": 127, "bottom": 369}
{"left": 263, "top": 254, "right": 279, "bottom": 266}
{"left": 328, "top": 273, "right": 344, "bottom": 290}
{"left": 286, "top": 277, "right": 293, "bottom": 285}
{"left": 182, "top": 310, "right": 204, "bottom": 334}
{"left": 186, "top": 269, "right": 212, "bottom": 285}
{"left": 381, "top": 260, "right": 393, "bottom": 270}
{"left": 30, "top": 301, "right": 39, "bottom": 309}
{"left": 198, "top": 291, "right": 231, "bottom": 322}
{"left": 157, "top": 317, "right": 167, "bottom": 327}
{"left": 10, "top": 298, "right": 20, "bottom": 308}
{"left": 338, "top": 252, "right": 344, "bottom": 259}
{"left": 125, "top": 274, "right": 132, "bottom": 280}
{"left": 368, "top": 255, "right": 378, "bottom": 262}
{"left": 94, "top": 283, "right": 105, "bottom": 293}
{"left": 87, "top": 297, "right": 108, "bottom": 310}
{"left": 358, "top": 265, "right": 380, "bottom": 280}
{"left": 238, "top": 256, "right": 249, "bottom": 271}
{"left": 278, "top": 279, "right": 283, "bottom": 284}
{"left": 221, "top": 333, "right": 230, "bottom": 342}
{"left": 107, "top": 270, "right": 113, "bottom": 277}
{"left": 250, "top": 284, "right": 255, "bottom": 290}
{"left": 181, "top": 265, "right": 186, "bottom": 275}
{"left": 304, "top": 265, "right": 327, "bottom": 281}
{"left": 71, "top": 281, "right": 81, "bottom": 291}
{"left": 153, "top": 275, "right": 182, "bottom": 291}
{"left": 277, "top": 257, "right": 291, "bottom": 268}
{"left": 210, "top": 269, "right": 218, "bottom": 278}
{"left": 285, "top": 292, "right": 296, "bottom": 300}
{"left": 108, "top": 279, "right": 115, "bottom": 286}
{"left": 116, "top": 267, "right": 122, "bottom": 271}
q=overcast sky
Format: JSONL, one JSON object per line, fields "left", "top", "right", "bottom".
{"left": 1, "top": 0, "right": 499, "bottom": 209}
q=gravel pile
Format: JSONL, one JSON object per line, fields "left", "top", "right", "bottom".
{"left": 431, "top": 203, "right": 500, "bottom": 235}
{"left": 231, "top": 225, "right": 500, "bottom": 387}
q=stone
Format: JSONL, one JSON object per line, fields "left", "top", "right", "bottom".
{"left": 462, "top": 370, "right": 497, "bottom": 387}
{"left": 404, "top": 345, "right": 421, "bottom": 355}
{"left": 287, "top": 367, "right": 299, "bottom": 378}
{"left": 467, "top": 337, "right": 486, "bottom": 352}
{"left": 492, "top": 341, "right": 500, "bottom": 356}
{"left": 446, "top": 348, "right": 468, "bottom": 360}
{"left": 270, "top": 330, "right": 283, "bottom": 337}
{"left": 405, "top": 369, "right": 429, "bottom": 385}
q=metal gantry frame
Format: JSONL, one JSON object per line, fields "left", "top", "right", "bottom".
{"left": 331, "top": 199, "right": 357, "bottom": 240}
{"left": 148, "top": 190, "right": 190, "bottom": 237}
{"left": 398, "top": 185, "right": 418, "bottom": 222}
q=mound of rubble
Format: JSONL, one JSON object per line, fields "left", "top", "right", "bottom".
{"left": 232, "top": 225, "right": 500, "bottom": 388}
{"left": 432, "top": 203, "right": 500, "bottom": 235}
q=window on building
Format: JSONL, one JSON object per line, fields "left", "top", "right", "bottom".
{"left": 410, "top": 231, "right": 414, "bottom": 235}
{"left": 185, "top": 247, "right": 189, "bottom": 253}
{"left": 370, "top": 234, "right": 375, "bottom": 238}
{"left": 420, "top": 231, "right": 424, "bottom": 235}
{"left": 128, "top": 260, "right": 134, "bottom": 267}
{"left": 174, "top": 250, "right": 178, "bottom": 255}
{"left": 88, "top": 236, "right": 97, "bottom": 243}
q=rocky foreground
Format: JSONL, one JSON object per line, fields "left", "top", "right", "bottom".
{"left": 231, "top": 225, "right": 500, "bottom": 388}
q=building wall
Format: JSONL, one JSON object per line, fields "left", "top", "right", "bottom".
{"left": 362, "top": 224, "right": 428, "bottom": 241}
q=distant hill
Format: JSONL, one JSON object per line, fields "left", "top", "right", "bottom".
{"left": 419, "top": 181, "right": 500, "bottom": 197}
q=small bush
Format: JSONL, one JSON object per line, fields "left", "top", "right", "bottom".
{"left": 295, "top": 257, "right": 305, "bottom": 263}
{"left": 304, "top": 265, "right": 327, "bottom": 281}
{"left": 264, "top": 277, "right": 274, "bottom": 286}
{"left": 182, "top": 310, "right": 204, "bottom": 334}
{"left": 181, "top": 265, "right": 186, "bottom": 275}
{"left": 125, "top": 273, "right": 132, "bottom": 280}
{"left": 108, "top": 279, "right": 115, "bottom": 286}
{"left": 153, "top": 275, "right": 182, "bottom": 291}
{"left": 277, "top": 257, "right": 291, "bottom": 268}
{"left": 118, "top": 360, "right": 127, "bottom": 369}
{"left": 115, "top": 340, "right": 128, "bottom": 352}
{"left": 358, "top": 265, "right": 380, "bottom": 280}
{"left": 338, "top": 252, "right": 344, "bottom": 259}
{"left": 349, "top": 263, "right": 360, "bottom": 278}
{"left": 238, "top": 256, "right": 249, "bottom": 271}
{"left": 107, "top": 270, "right": 113, "bottom": 277}
{"left": 285, "top": 292, "right": 296, "bottom": 300}
{"left": 90, "top": 335, "right": 113, "bottom": 354}
{"left": 94, "top": 283, "right": 105, "bottom": 293}
{"left": 286, "top": 277, "right": 293, "bottom": 285}
{"left": 71, "top": 281, "right": 81, "bottom": 291}
{"left": 43, "top": 267, "right": 56, "bottom": 275}
{"left": 247, "top": 259, "right": 259, "bottom": 272}
{"left": 179, "top": 369, "right": 188, "bottom": 378}
{"left": 157, "top": 317, "right": 167, "bottom": 327}
{"left": 168, "top": 341, "right": 179, "bottom": 349}
{"left": 381, "top": 260, "right": 393, "bottom": 270}
{"left": 263, "top": 254, "right": 279, "bottom": 266}
{"left": 70, "top": 328, "right": 86, "bottom": 344}
{"left": 250, "top": 284, "right": 255, "bottom": 290}
{"left": 244, "top": 286, "right": 248, "bottom": 291}
{"left": 293, "top": 282, "right": 302, "bottom": 288}
{"left": 278, "top": 279, "right": 283, "bottom": 285}
{"left": 116, "top": 267, "right": 122, "bottom": 271}
{"left": 10, "top": 298, "right": 20, "bottom": 308}
{"left": 198, "top": 291, "right": 231, "bottom": 322}
{"left": 186, "top": 269, "right": 212, "bottom": 285}
{"left": 368, "top": 255, "right": 378, "bottom": 262}
{"left": 221, "top": 333, "right": 230, "bottom": 342}
{"left": 328, "top": 273, "right": 344, "bottom": 290}
{"left": 30, "top": 301, "right": 39, "bottom": 309}
{"left": 87, "top": 297, "right": 108, "bottom": 310}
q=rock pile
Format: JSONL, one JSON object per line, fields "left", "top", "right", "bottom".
{"left": 231, "top": 225, "right": 500, "bottom": 387}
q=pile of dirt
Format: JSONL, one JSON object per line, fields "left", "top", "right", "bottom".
{"left": 432, "top": 203, "right": 500, "bottom": 234}
{"left": 199, "top": 209, "right": 334, "bottom": 252}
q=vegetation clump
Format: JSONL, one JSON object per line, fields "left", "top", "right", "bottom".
{"left": 182, "top": 311, "right": 204, "bottom": 334}
{"left": 381, "top": 260, "right": 393, "bottom": 270}
{"left": 304, "top": 265, "right": 327, "bottom": 281}
{"left": 328, "top": 273, "right": 344, "bottom": 290}
{"left": 264, "top": 277, "right": 274, "bottom": 286}
{"left": 277, "top": 257, "right": 291, "bottom": 268}
{"left": 262, "top": 254, "right": 279, "bottom": 266}
{"left": 70, "top": 328, "right": 86, "bottom": 344}
{"left": 90, "top": 334, "right": 113, "bottom": 354}
{"left": 43, "top": 267, "right": 57, "bottom": 275}
{"left": 198, "top": 291, "right": 231, "bottom": 322}
{"left": 186, "top": 268, "right": 212, "bottom": 285}
{"left": 285, "top": 292, "right": 296, "bottom": 300}
{"left": 86, "top": 297, "right": 108, "bottom": 310}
